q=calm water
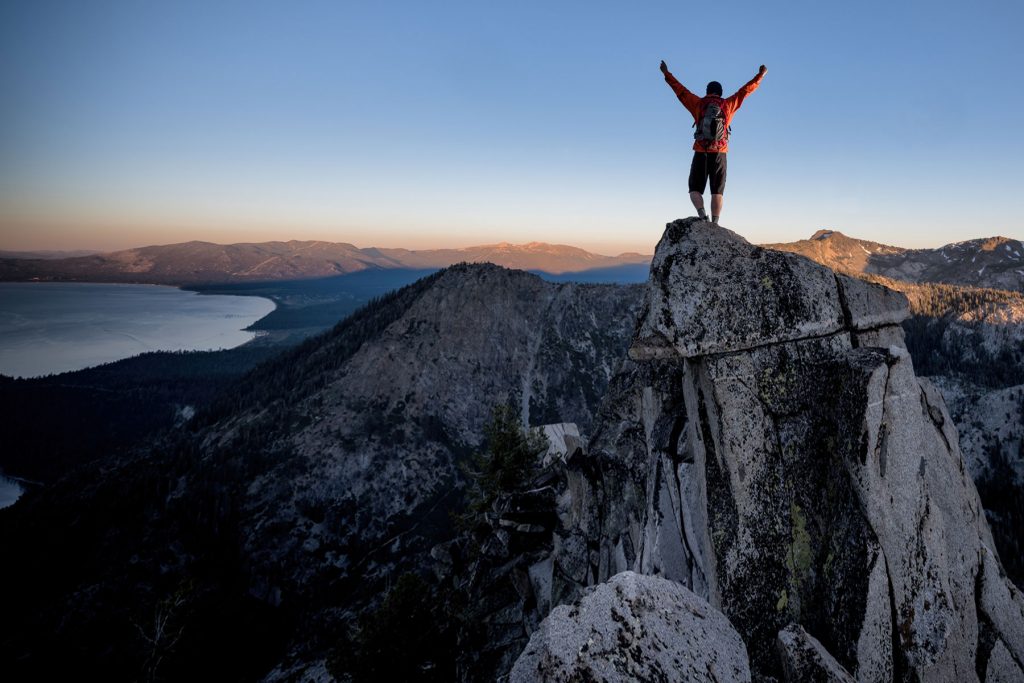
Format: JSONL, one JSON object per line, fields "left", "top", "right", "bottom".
{"left": 0, "top": 282, "right": 275, "bottom": 378}
{"left": 0, "top": 475, "right": 22, "bottom": 509}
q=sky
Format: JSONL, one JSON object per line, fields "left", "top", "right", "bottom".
{"left": 1, "top": 0, "right": 1022, "bottom": 254}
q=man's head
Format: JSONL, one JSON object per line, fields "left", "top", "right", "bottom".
{"left": 706, "top": 81, "right": 723, "bottom": 96}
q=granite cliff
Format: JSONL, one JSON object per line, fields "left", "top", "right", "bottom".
{"left": 525, "top": 218, "right": 1024, "bottom": 682}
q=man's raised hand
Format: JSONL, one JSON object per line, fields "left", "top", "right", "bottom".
{"left": 660, "top": 60, "right": 669, "bottom": 74}
{"left": 759, "top": 64, "right": 767, "bottom": 75}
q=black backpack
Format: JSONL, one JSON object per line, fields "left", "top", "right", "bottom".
{"left": 694, "top": 99, "right": 729, "bottom": 144}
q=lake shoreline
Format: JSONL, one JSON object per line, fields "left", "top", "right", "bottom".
{"left": 7, "top": 278, "right": 281, "bottom": 331}
{"left": 0, "top": 282, "right": 276, "bottom": 379}
{"left": 0, "top": 472, "right": 25, "bottom": 510}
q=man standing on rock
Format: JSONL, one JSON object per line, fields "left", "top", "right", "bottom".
{"left": 660, "top": 61, "right": 767, "bottom": 224}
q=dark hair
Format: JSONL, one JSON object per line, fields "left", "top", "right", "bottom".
{"left": 706, "top": 81, "right": 723, "bottom": 96}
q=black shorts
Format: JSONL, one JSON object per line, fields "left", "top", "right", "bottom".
{"left": 688, "top": 152, "right": 727, "bottom": 195}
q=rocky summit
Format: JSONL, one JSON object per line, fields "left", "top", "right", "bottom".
{"left": 530, "top": 218, "right": 1024, "bottom": 682}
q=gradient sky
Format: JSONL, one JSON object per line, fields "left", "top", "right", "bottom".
{"left": 1, "top": 0, "right": 1022, "bottom": 254}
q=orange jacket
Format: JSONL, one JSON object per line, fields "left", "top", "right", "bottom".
{"left": 664, "top": 69, "right": 764, "bottom": 153}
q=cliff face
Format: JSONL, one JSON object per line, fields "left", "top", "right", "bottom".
{"left": 548, "top": 219, "right": 1024, "bottom": 681}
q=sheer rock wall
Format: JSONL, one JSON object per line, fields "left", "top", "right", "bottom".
{"left": 547, "top": 218, "right": 1024, "bottom": 681}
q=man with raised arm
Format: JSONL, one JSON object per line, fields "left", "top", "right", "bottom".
{"left": 660, "top": 61, "right": 767, "bottom": 224}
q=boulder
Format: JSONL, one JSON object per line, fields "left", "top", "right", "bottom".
{"left": 509, "top": 571, "right": 751, "bottom": 683}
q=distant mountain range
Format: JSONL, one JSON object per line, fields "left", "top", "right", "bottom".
{"left": 4, "top": 230, "right": 1022, "bottom": 290}
{"left": 0, "top": 249, "right": 99, "bottom": 260}
{"left": 765, "top": 229, "right": 1024, "bottom": 292}
{"left": 0, "top": 239, "right": 651, "bottom": 285}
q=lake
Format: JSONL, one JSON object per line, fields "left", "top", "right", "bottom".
{"left": 0, "top": 475, "right": 22, "bottom": 509}
{"left": 0, "top": 282, "right": 275, "bottom": 378}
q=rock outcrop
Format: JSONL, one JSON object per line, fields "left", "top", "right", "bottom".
{"left": 631, "top": 220, "right": 907, "bottom": 358}
{"left": 777, "top": 623, "right": 856, "bottom": 682}
{"left": 510, "top": 571, "right": 751, "bottom": 683}
{"left": 547, "top": 219, "right": 1024, "bottom": 681}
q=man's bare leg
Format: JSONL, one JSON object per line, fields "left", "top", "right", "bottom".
{"left": 689, "top": 191, "right": 707, "bottom": 220}
{"left": 710, "top": 194, "right": 723, "bottom": 224}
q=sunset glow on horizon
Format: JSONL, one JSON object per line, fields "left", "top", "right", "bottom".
{"left": 2, "top": 1, "right": 1022, "bottom": 254}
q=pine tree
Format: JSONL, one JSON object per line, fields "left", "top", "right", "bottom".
{"left": 461, "top": 402, "right": 548, "bottom": 516}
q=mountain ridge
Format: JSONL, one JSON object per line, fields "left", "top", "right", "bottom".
{"left": 6, "top": 229, "right": 1020, "bottom": 289}
{"left": 0, "top": 262, "right": 645, "bottom": 679}
{"left": 765, "top": 230, "right": 1024, "bottom": 292}
{"left": 0, "top": 239, "right": 653, "bottom": 285}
